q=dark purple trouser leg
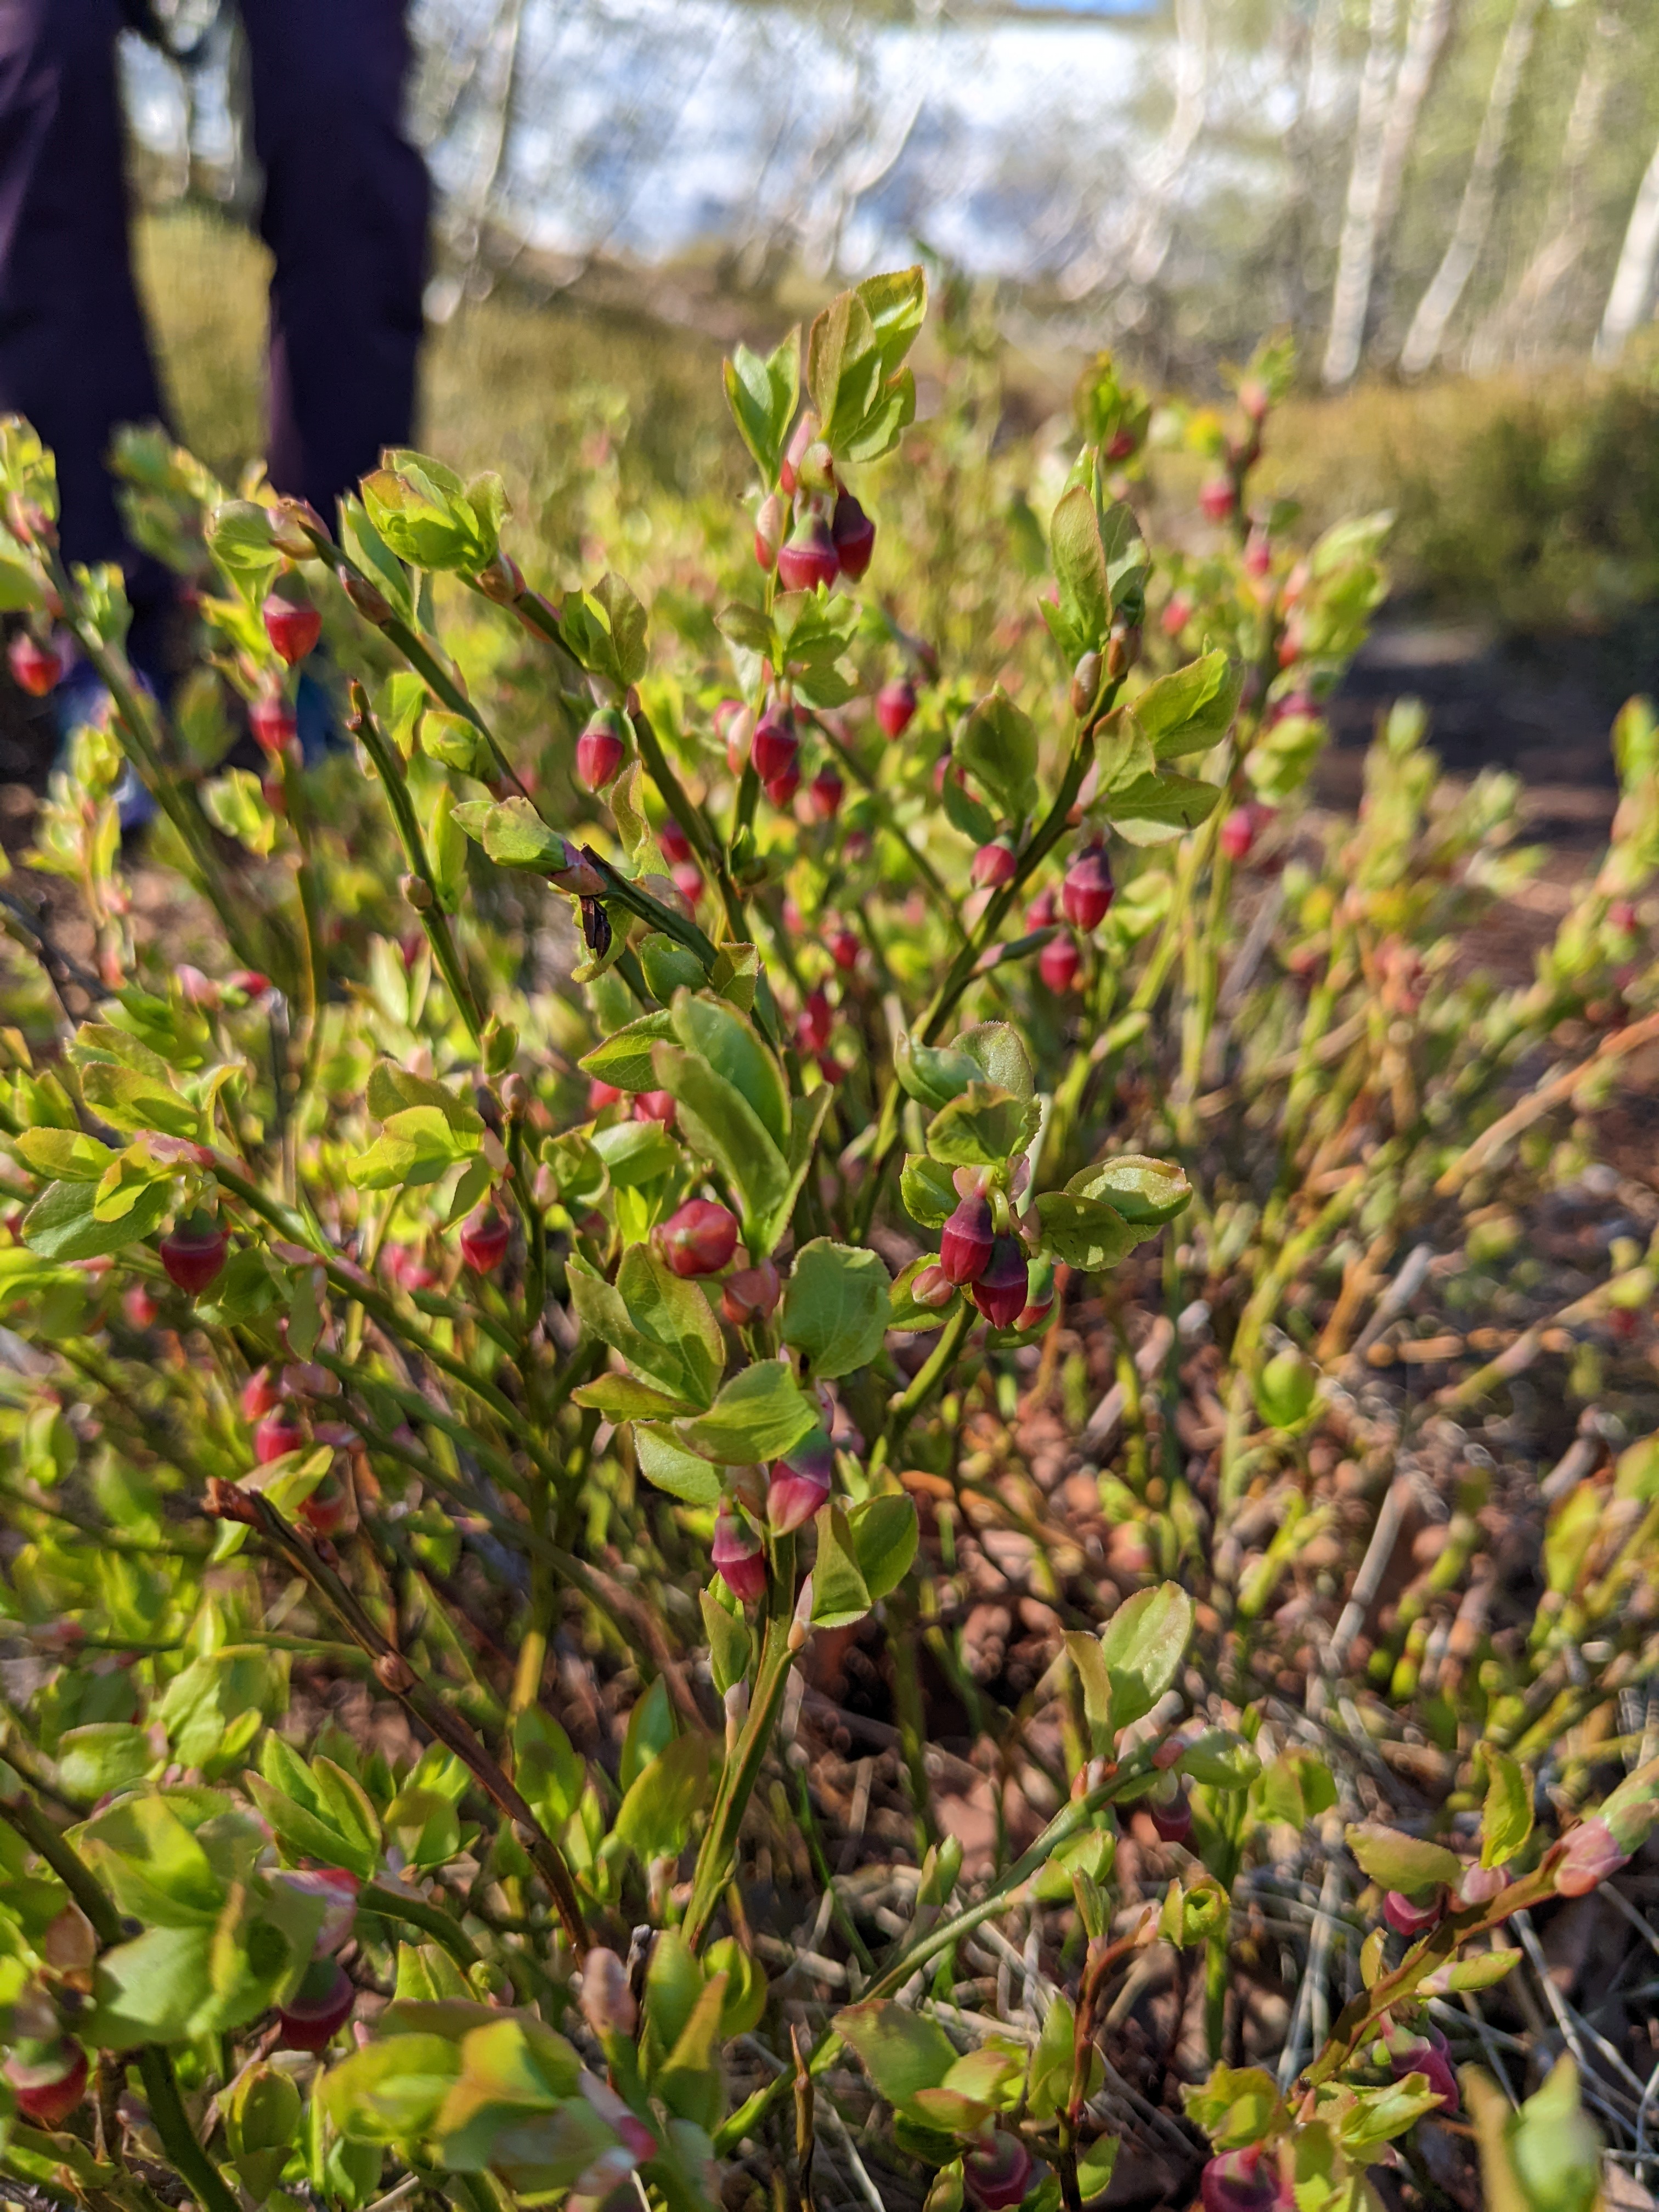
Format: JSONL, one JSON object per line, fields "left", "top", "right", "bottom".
{"left": 0, "top": 0, "right": 168, "bottom": 599}
{"left": 241, "top": 0, "right": 430, "bottom": 526}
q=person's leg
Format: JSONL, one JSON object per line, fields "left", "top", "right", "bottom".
{"left": 0, "top": 0, "right": 168, "bottom": 576}
{"left": 240, "top": 0, "right": 430, "bottom": 526}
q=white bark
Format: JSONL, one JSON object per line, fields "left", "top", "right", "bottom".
{"left": 1058, "top": 0, "right": 1209, "bottom": 302}
{"left": 1322, "top": 0, "right": 1455, "bottom": 386}
{"left": 1470, "top": 2, "right": 1619, "bottom": 365}
{"left": 1397, "top": 0, "right": 1543, "bottom": 376}
{"left": 1594, "top": 128, "right": 1659, "bottom": 365}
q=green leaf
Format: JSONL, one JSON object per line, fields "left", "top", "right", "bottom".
{"left": 677, "top": 1361, "right": 818, "bottom": 1464}
{"left": 655, "top": 1970, "right": 729, "bottom": 2131}
{"left": 1034, "top": 1192, "right": 1136, "bottom": 1272}
{"left": 781, "top": 1238, "right": 890, "bottom": 1379}
{"left": 1480, "top": 1750, "right": 1532, "bottom": 1867}
{"left": 811, "top": 1502, "right": 873, "bottom": 1629}
{"left": 1338, "top": 2075, "right": 1446, "bottom": 2155}
{"left": 587, "top": 1118, "right": 676, "bottom": 1189}
{"left": 1049, "top": 483, "right": 1110, "bottom": 657}
{"left": 614, "top": 1733, "right": 714, "bottom": 1862}
{"left": 1181, "top": 2063, "right": 1285, "bottom": 2151}
{"left": 1104, "top": 770, "right": 1221, "bottom": 845}
{"left": 91, "top": 1923, "right": 215, "bottom": 2044}
{"left": 14, "top": 1128, "right": 117, "bottom": 1182}
{"left": 1426, "top": 1949, "right": 1521, "bottom": 1994}
{"left": 957, "top": 1022, "right": 1035, "bottom": 1102}
{"left": 956, "top": 687, "right": 1039, "bottom": 819}
{"left": 835, "top": 1999, "right": 958, "bottom": 2111}
{"left": 1344, "top": 1822, "right": 1462, "bottom": 1897}
{"left": 1066, "top": 1154, "right": 1192, "bottom": 1226}
{"left": 887, "top": 1255, "right": 963, "bottom": 1333}
{"left": 752, "top": 1085, "right": 835, "bottom": 1257}
{"left": 1131, "top": 652, "right": 1239, "bottom": 759}
{"left": 1097, "top": 1583, "right": 1194, "bottom": 1733}
{"left": 650, "top": 1041, "right": 789, "bottom": 1238}
{"left": 925, "top": 1082, "right": 1036, "bottom": 1170}
{"left": 1175, "top": 1730, "right": 1261, "bottom": 1791}
{"left": 808, "top": 290, "right": 884, "bottom": 456}
{"left": 22, "top": 1177, "right": 173, "bottom": 1261}
{"left": 1077, "top": 2136, "right": 1120, "bottom": 2204}
{"left": 450, "top": 796, "right": 571, "bottom": 873}
{"left": 901, "top": 1153, "right": 960, "bottom": 1230}
{"left": 579, "top": 1011, "right": 676, "bottom": 1092}
{"left": 723, "top": 328, "right": 800, "bottom": 483}
{"left": 893, "top": 1033, "right": 982, "bottom": 1112}
{"left": 560, "top": 572, "right": 648, "bottom": 689}
{"left": 849, "top": 1496, "right": 918, "bottom": 1604}
{"left": 670, "top": 989, "right": 789, "bottom": 1153}
{"left": 701, "top": 1589, "right": 752, "bottom": 1697}
{"left": 78, "top": 1059, "right": 201, "bottom": 1139}
{"left": 566, "top": 1246, "right": 724, "bottom": 1413}
{"left": 573, "top": 1375, "right": 702, "bottom": 1424}
{"left": 365, "top": 1063, "right": 484, "bottom": 1135}
{"left": 856, "top": 267, "right": 927, "bottom": 376}
{"left": 324, "top": 2035, "right": 463, "bottom": 2145}
{"left": 57, "top": 1723, "right": 152, "bottom": 1802}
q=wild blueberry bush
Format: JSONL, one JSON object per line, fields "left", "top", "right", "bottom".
{"left": 1, "top": 268, "right": 1658, "bottom": 2212}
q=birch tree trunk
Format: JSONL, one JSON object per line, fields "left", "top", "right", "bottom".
{"left": 1322, "top": 0, "right": 1455, "bottom": 386}
{"left": 1397, "top": 0, "right": 1544, "bottom": 376}
{"left": 1469, "top": 2, "right": 1619, "bottom": 365}
{"left": 1594, "top": 129, "right": 1659, "bottom": 364}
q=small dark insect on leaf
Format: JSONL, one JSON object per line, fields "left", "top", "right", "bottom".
{"left": 580, "top": 896, "right": 612, "bottom": 957}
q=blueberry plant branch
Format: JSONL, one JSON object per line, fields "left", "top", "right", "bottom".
{"left": 201, "top": 1484, "right": 592, "bottom": 1959}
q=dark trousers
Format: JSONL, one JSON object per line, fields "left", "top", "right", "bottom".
{"left": 0, "top": 0, "right": 429, "bottom": 612}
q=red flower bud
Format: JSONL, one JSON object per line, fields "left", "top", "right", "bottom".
{"left": 713, "top": 1503, "right": 766, "bottom": 1604}
{"left": 576, "top": 708, "right": 628, "bottom": 791}
{"left": 240, "top": 1367, "right": 283, "bottom": 1423}
{"left": 972, "top": 1235, "right": 1029, "bottom": 1329}
{"left": 1219, "top": 806, "right": 1257, "bottom": 862}
{"left": 459, "top": 1207, "right": 510, "bottom": 1275}
{"left": 1389, "top": 2024, "right": 1458, "bottom": 2111}
{"left": 1199, "top": 476, "right": 1238, "bottom": 522}
{"left": 875, "top": 678, "right": 917, "bottom": 740}
{"left": 1024, "top": 885, "right": 1057, "bottom": 931}
{"left": 764, "top": 762, "right": 801, "bottom": 809}
{"left": 827, "top": 927, "right": 860, "bottom": 972}
{"left": 778, "top": 411, "right": 820, "bottom": 495}
{"left": 964, "top": 2130, "right": 1037, "bottom": 2210}
{"left": 768, "top": 1428, "right": 834, "bottom": 1534}
{"left": 1610, "top": 900, "right": 1639, "bottom": 934}
{"left": 1243, "top": 529, "right": 1272, "bottom": 579}
{"left": 1238, "top": 377, "right": 1270, "bottom": 424}
{"left": 723, "top": 704, "right": 755, "bottom": 775}
{"left": 1062, "top": 845, "right": 1114, "bottom": 930}
{"left": 249, "top": 692, "right": 298, "bottom": 754}
{"left": 1383, "top": 1887, "right": 1446, "bottom": 1938}
{"left": 972, "top": 837, "right": 1018, "bottom": 890}
{"left": 1161, "top": 591, "right": 1193, "bottom": 636}
{"left": 8, "top": 631, "right": 60, "bottom": 697}
{"left": 278, "top": 1956, "right": 355, "bottom": 2053}
{"left": 831, "top": 492, "right": 876, "bottom": 581}
{"left": 672, "top": 862, "right": 703, "bottom": 905}
{"left": 579, "top": 1946, "right": 637, "bottom": 2039}
{"left": 1150, "top": 1787, "right": 1193, "bottom": 1844}
{"left": 721, "top": 1257, "right": 782, "bottom": 1326}
{"left": 658, "top": 816, "right": 692, "bottom": 866}
{"left": 752, "top": 708, "right": 799, "bottom": 785}
{"left": 754, "top": 490, "right": 785, "bottom": 571}
{"left": 1105, "top": 427, "right": 1138, "bottom": 463}
{"left": 797, "top": 989, "right": 832, "bottom": 1052}
{"left": 1555, "top": 1815, "right": 1628, "bottom": 1897}
{"left": 1039, "top": 932, "right": 1082, "bottom": 993}
{"left": 776, "top": 516, "right": 840, "bottom": 595}
{"left": 589, "top": 1078, "right": 623, "bottom": 1113}
{"left": 940, "top": 1194, "right": 995, "bottom": 1286}
{"left": 271, "top": 1866, "right": 360, "bottom": 1955}
{"left": 911, "top": 1262, "right": 956, "bottom": 1310}
{"left": 1201, "top": 2146, "right": 1282, "bottom": 2212}
{"left": 262, "top": 590, "right": 322, "bottom": 665}
{"left": 255, "top": 1408, "right": 307, "bottom": 1464}
{"left": 634, "top": 1090, "right": 675, "bottom": 1126}
{"left": 659, "top": 1199, "right": 738, "bottom": 1279}
{"left": 808, "top": 765, "right": 844, "bottom": 821}
{"left": 159, "top": 1220, "right": 228, "bottom": 1295}
{"left": 1456, "top": 1862, "right": 1508, "bottom": 1908}
{"left": 4, "top": 2042, "right": 88, "bottom": 2129}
